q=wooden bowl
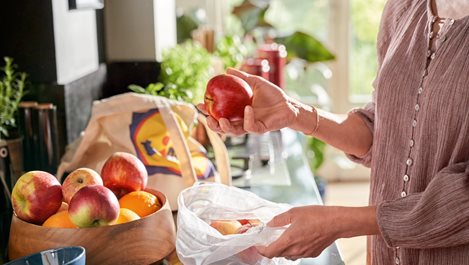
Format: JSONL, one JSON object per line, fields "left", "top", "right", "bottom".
{"left": 8, "top": 189, "right": 176, "bottom": 265}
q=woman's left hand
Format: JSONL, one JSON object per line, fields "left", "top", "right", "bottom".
{"left": 256, "top": 205, "right": 379, "bottom": 260}
{"left": 256, "top": 206, "right": 340, "bottom": 260}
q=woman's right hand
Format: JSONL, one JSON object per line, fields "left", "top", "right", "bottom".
{"left": 197, "top": 68, "right": 316, "bottom": 136}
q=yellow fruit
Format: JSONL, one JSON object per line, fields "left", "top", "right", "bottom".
{"left": 115, "top": 208, "right": 140, "bottom": 224}
{"left": 42, "top": 211, "right": 77, "bottom": 228}
{"left": 118, "top": 191, "right": 161, "bottom": 217}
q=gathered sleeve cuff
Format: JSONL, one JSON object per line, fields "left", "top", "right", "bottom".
{"left": 377, "top": 161, "right": 469, "bottom": 248}
{"left": 345, "top": 104, "right": 375, "bottom": 167}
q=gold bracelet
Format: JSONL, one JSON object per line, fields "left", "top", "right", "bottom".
{"left": 310, "top": 107, "right": 320, "bottom": 135}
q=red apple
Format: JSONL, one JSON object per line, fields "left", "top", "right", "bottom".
{"left": 238, "top": 218, "right": 262, "bottom": 226}
{"left": 62, "top": 168, "right": 103, "bottom": 203}
{"left": 235, "top": 220, "right": 263, "bottom": 234}
{"left": 235, "top": 223, "right": 256, "bottom": 234}
{"left": 68, "top": 185, "right": 120, "bottom": 227}
{"left": 204, "top": 74, "right": 253, "bottom": 121}
{"left": 210, "top": 220, "right": 242, "bottom": 235}
{"left": 11, "top": 171, "right": 63, "bottom": 224}
{"left": 100, "top": 152, "right": 148, "bottom": 198}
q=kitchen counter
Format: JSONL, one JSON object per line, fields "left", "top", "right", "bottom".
{"left": 234, "top": 129, "right": 344, "bottom": 265}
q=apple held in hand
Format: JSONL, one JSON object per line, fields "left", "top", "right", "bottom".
{"left": 11, "top": 171, "right": 63, "bottom": 224}
{"left": 101, "top": 152, "right": 148, "bottom": 198}
{"left": 204, "top": 74, "right": 253, "bottom": 121}
{"left": 62, "top": 168, "right": 103, "bottom": 203}
{"left": 68, "top": 185, "right": 120, "bottom": 227}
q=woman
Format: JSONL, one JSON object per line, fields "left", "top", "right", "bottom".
{"left": 199, "top": 0, "right": 469, "bottom": 264}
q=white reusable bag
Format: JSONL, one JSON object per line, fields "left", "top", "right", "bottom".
{"left": 176, "top": 182, "right": 300, "bottom": 265}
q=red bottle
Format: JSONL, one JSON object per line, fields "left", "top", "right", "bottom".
{"left": 240, "top": 58, "right": 270, "bottom": 80}
{"left": 257, "top": 43, "right": 287, "bottom": 89}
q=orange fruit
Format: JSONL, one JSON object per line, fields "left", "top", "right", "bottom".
{"left": 115, "top": 208, "right": 140, "bottom": 224}
{"left": 118, "top": 191, "right": 161, "bottom": 217}
{"left": 42, "top": 211, "right": 77, "bottom": 228}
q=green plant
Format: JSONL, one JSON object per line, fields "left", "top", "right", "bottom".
{"left": 0, "top": 57, "right": 27, "bottom": 138}
{"left": 232, "top": 0, "right": 335, "bottom": 64}
{"left": 307, "top": 137, "right": 326, "bottom": 172}
{"left": 129, "top": 41, "right": 213, "bottom": 104}
{"left": 214, "top": 35, "right": 248, "bottom": 69}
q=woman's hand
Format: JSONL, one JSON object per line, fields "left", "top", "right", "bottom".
{"left": 256, "top": 205, "right": 379, "bottom": 260}
{"left": 197, "top": 68, "right": 316, "bottom": 136}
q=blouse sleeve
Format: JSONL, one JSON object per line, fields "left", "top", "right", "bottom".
{"left": 377, "top": 161, "right": 469, "bottom": 248}
{"left": 345, "top": 0, "right": 411, "bottom": 167}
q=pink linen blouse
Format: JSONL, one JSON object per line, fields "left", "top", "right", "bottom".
{"left": 348, "top": 0, "right": 469, "bottom": 264}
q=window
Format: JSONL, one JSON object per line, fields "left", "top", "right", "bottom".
{"left": 350, "top": 0, "right": 387, "bottom": 100}
{"left": 326, "top": 0, "right": 386, "bottom": 112}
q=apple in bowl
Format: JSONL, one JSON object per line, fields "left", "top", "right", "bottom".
{"left": 101, "top": 152, "right": 148, "bottom": 198}
{"left": 62, "top": 168, "right": 103, "bottom": 203}
{"left": 11, "top": 171, "right": 63, "bottom": 224}
{"left": 204, "top": 74, "right": 253, "bottom": 121}
{"left": 68, "top": 185, "right": 120, "bottom": 228}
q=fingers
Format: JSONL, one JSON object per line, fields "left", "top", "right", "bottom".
{"left": 226, "top": 67, "right": 250, "bottom": 81}
{"left": 196, "top": 103, "right": 209, "bottom": 115}
{"left": 255, "top": 210, "right": 294, "bottom": 258}
{"left": 267, "top": 210, "right": 293, "bottom": 228}
{"left": 204, "top": 106, "right": 265, "bottom": 135}
{"left": 243, "top": 106, "right": 266, "bottom": 134}
{"left": 204, "top": 114, "right": 247, "bottom": 136}
{"left": 255, "top": 230, "right": 292, "bottom": 258}
{"left": 206, "top": 116, "right": 222, "bottom": 133}
{"left": 282, "top": 254, "right": 302, "bottom": 261}
{"left": 219, "top": 118, "right": 246, "bottom": 136}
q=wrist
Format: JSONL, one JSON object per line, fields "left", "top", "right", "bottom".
{"left": 287, "top": 99, "right": 319, "bottom": 135}
{"left": 335, "top": 206, "right": 379, "bottom": 239}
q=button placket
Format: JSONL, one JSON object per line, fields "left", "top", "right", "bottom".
{"left": 403, "top": 175, "right": 409, "bottom": 182}
{"left": 401, "top": 14, "right": 447, "bottom": 202}
{"left": 406, "top": 158, "right": 413, "bottom": 166}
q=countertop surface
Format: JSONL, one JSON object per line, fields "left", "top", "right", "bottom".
{"left": 231, "top": 129, "right": 344, "bottom": 265}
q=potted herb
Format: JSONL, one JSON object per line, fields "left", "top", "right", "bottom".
{"left": 0, "top": 56, "right": 27, "bottom": 264}
{"left": 129, "top": 41, "right": 213, "bottom": 105}
{"left": 0, "top": 57, "right": 27, "bottom": 139}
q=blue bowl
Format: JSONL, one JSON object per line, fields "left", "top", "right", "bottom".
{"left": 5, "top": 246, "right": 85, "bottom": 265}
